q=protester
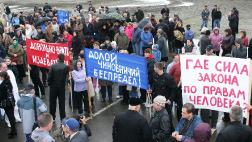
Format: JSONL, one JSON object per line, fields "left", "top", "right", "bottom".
{"left": 172, "top": 103, "right": 202, "bottom": 142}
{"left": 209, "top": 27, "right": 223, "bottom": 55}
{"left": 211, "top": 5, "right": 218, "bottom": 29}
{"left": 184, "top": 123, "right": 211, "bottom": 142}
{"left": 150, "top": 62, "right": 176, "bottom": 130}
{"left": 0, "top": 62, "right": 22, "bottom": 123}
{"left": 140, "top": 25, "right": 153, "bottom": 55}
{"left": 0, "top": 71, "right": 17, "bottom": 139}
{"left": 199, "top": 29, "right": 211, "bottom": 55}
{"left": 182, "top": 39, "right": 195, "bottom": 54}
{"left": 17, "top": 84, "right": 47, "bottom": 142}
{"left": 156, "top": 28, "right": 168, "bottom": 62}
{"left": 134, "top": 7, "right": 144, "bottom": 22}
{"left": 169, "top": 54, "right": 182, "bottom": 120}
{"left": 62, "top": 118, "right": 89, "bottom": 142}
{"left": 231, "top": 38, "right": 247, "bottom": 58}
{"left": 72, "top": 60, "right": 90, "bottom": 115}
{"left": 239, "top": 30, "right": 249, "bottom": 47}
{"left": 29, "top": 65, "right": 45, "bottom": 98}
{"left": 140, "top": 48, "right": 155, "bottom": 103}
{"left": 132, "top": 22, "right": 142, "bottom": 55}
{"left": 228, "top": 8, "right": 239, "bottom": 39}
{"left": 216, "top": 106, "right": 252, "bottom": 142}
{"left": 8, "top": 38, "right": 25, "bottom": 83}
{"left": 31, "top": 113, "right": 55, "bottom": 142}
{"left": 184, "top": 24, "right": 195, "bottom": 41}
{"left": 112, "top": 97, "right": 152, "bottom": 142}
{"left": 114, "top": 26, "right": 129, "bottom": 51}
{"left": 201, "top": 5, "right": 210, "bottom": 30}
{"left": 174, "top": 21, "right": 184, "bottom": 53}
{"left": 149, "top": 95, "right": 172, "bottom": 142}
{"left": 221, "top": 28, "right": 235, "bottom": 56}
{"left": 48, "top": 53, "right": 68, "bottom": 121}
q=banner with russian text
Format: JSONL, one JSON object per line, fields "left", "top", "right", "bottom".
{"left": 180, "top": 55, "right": 252, "bottom": 118}
{"left": 26, "top": 39, "right": 70, "bottom": 68}
{"left": 57, "top": 10, "right": 69, "bottom": 25}
{"left": 84, "top": 48, "right": 149, "bottom": 89}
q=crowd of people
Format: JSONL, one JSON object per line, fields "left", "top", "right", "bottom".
{"left": 0, "top": 1, "right": 251, "bottom": 142}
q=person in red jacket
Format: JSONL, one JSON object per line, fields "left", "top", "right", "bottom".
{"left": 239, "top": 30, "right": 249, "bottom": 47}
{"left": 169, "top": 54, "right": 182, "bottom": 120}
{"left": 63, "top": 30, "right": 73, "bottom": 49}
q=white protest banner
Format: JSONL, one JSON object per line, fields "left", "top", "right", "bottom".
{"left": 180, "top": 55, "right": 252, "bottom": 118}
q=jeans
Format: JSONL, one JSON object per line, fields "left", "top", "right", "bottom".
{"left": 213, "top": 19, "right": 221, "bottom": 28}
{"left": 25, "top": 133, "right": 34, "bottom": 142}
{"left": 201, "top": 19, "right": 208, "bottom": 29}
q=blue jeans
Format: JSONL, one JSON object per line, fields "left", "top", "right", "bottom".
{"left": 213, "top": 19, "right": 221, "bottom": 28}
{"left": 25, "top": 133, "right": 34, "bottom": 142}
{"left": 201, "top": 19, "right": 208, "bottom": 29}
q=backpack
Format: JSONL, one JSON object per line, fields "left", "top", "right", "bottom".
{"left": 152, "top": 44, "right": 161, "bottom": 62}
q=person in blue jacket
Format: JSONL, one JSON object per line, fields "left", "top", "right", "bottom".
{"left": 140, "top": 26, "right": 153, "bottom": 55}
{"left": 172, "top": 103, "right": 202, "bottom": 142}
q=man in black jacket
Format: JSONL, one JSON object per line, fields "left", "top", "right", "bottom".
{"left": 150, "top": 95, "right": 171, "bottom": 142}
{"left": 112, "top": 97, "right": 152, "bottom": 142}
{"left": 216, "top": 105, "right": 252, "bottom": 142}
{"left": 48, "top": 53, "right": 68, "bottom": 120}
{"left": 149, "top": 62, "right": 176, "bottom": 131}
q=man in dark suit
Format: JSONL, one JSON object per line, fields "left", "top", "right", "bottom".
{"left": 112, "top": 97, "right": 152, "bottom": 142}
{"left": 48, "top": 53, "right": 68, "bottom": 120}
{"left": 216, "top": 105, "right": 252, "bottom": 142}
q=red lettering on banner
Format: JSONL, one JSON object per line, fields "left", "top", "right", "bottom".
{"left": 198, "top": 73, "right": 239, "bottom": 86}
{"left": 191, "top": 95, "right": 242, "bottom": 109}
{"left": 189, "top": 95, "right": 196, "bottom": 104}
{"left": 186, "top": 59, "right": 193, "bottom": 69}
{"left": 215, "top": 61, "right": 222, "bottom": 71}
{"left": 215, "top": 61, "right": 249, "bottom": 76}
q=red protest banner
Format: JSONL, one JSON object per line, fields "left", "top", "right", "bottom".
{"left": 26, "top": 39, "right": 70, "bottom": 68}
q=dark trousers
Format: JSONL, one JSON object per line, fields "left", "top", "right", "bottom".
{"left": 4, "top": 106, "right": 16, "bottom": 133}
{"left": 119, "top": 86, "right": 129, "bottom": 104}
{"left": 30, "top": 74, "right": 45, "bottom": 97}
{"left": 40, "top": 68, "right": 48, "bottom": 84}
{"left": 100, "top": 85, "right": 112, "bottom": 101}
{"left": 74, "top": 91, "right": 89, "bottom": 114}
{"left": 174, "top": 86, "right": 182, "bottom": 120}
{"left": 201, "top": 109, "right": 218, "bottom": 128}
{"left": 140, "top": 88, "right": 147, "bottom": 102}
{"left": 25, "top": 133, "right": 34, "bottom": 142}
{"left": 165, "top": 103, "right": 174, "bottom": 131}
{"left": 16, "top": 64, "right": 25, "bottom": 82}
{"left": 49, "top": 86, "right": 66, "bottom": 120}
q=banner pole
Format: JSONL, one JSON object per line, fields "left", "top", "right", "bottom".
{"left": 69, "top": 72, "right": 73, "bottom": 112}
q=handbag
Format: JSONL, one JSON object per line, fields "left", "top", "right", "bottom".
{"left": 32, "top": 97, "right": 39, "bottom": 130}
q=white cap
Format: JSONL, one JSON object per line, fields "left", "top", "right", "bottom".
{"left": 153, "top": 95, "right": 167, "bottom": 106}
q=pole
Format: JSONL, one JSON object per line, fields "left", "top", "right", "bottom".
{"left": 87, "top": 78, "right": 93, "bottom": 117}
{"left": 69, "top": 72, "right": 73, "bottom": 112}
